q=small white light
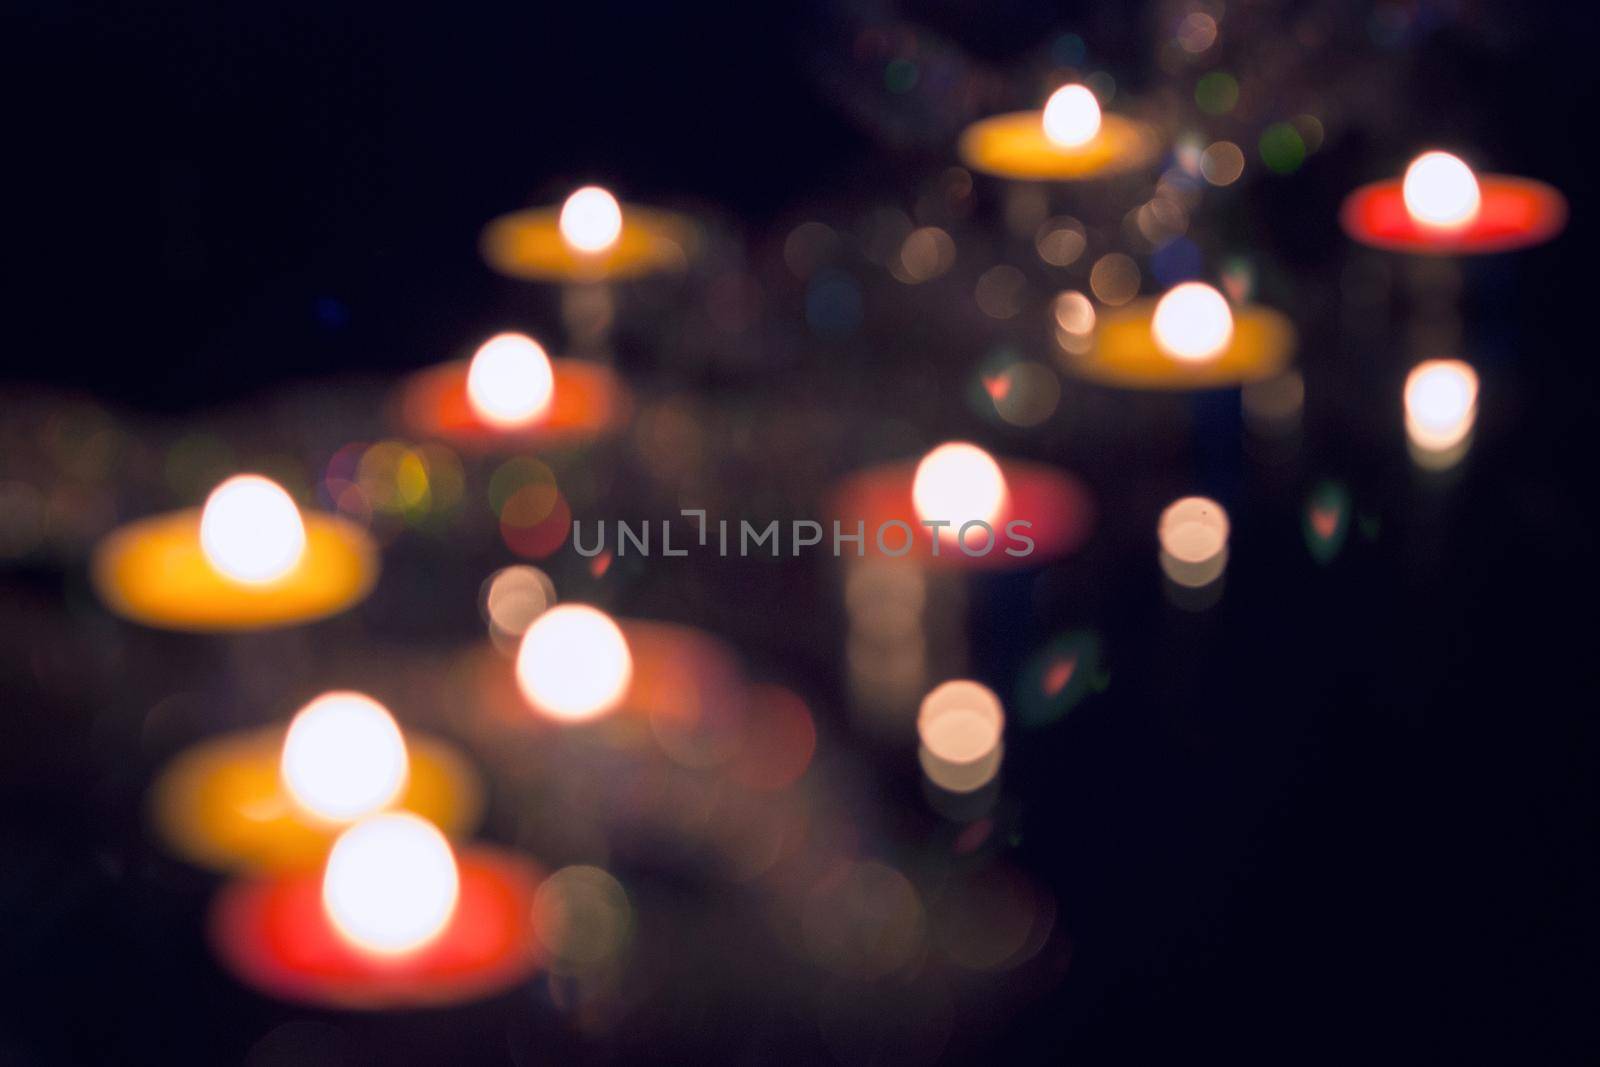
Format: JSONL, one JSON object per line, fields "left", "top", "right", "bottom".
{"left": 322, "top": 813, "right": 459, "bottom": 956}
{"left": 1158, "top": 496, "right": 1230, "bottom": 588}
{"left": 1042, "top": 85, "right": 1102, "bottom": 149}
{"left": 199, "top": 475, "right": 306, "bottom": 584}
{"left": 559, "top": 186, "right": 624, "bottom": 254}
{"left": 912, "top": 442, "right": 1009, "bottom": 541}
{"left": 281, "top": 691, "right": 408, "bottom": 823}
{"left": 1402, "top": 151, "right": 1481, "bottom": 229}
{"left": 1152, "top": 282, "right": 1235, "bottom": 363}
{"left": 516, "top": 604, "right": 633, "bottom": 722}
{"left": 1405, "top": 359, "right": 1479, "bottom": 451}
{"left": 466, "top": 332, "right": 555, "bottom": 429}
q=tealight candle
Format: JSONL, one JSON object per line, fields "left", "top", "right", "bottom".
{"left": 400, "top": 330, "right": 631, "bottom": 451}
{"left": 150, "top": 691, "right": 482, "bottom": 873}
{"left": 831, "top": 442, "right": 1095, "bottom": 570}
{"left": 211, "top": 817, "right": 543, "bottom": 1009}
{"left": 959, "top": 84, "right": 1160, "bottom": 181}
{"left": 1404, "top": 358, "right": 1479, "bottom": 470}
{"left": 92, "top": 474, "right": 377, "bottom": 630}
{"left": 1065, "top": 282, "right": 1295, "bottom": 390}
{"left": 480, "top": 184, "right": 698, "bottom": 282}
{"left": 1341, "top": 150, "right": 1566, "bottom": 254}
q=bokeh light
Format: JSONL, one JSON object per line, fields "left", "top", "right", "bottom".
{"left": 1041, "top": 84, "right": 1102, "bottom": 148}
{"left": 1404, "top": 358, "right": 1479, "bottom": 461}
{"left": 918, "top": 679, "right": 1005, "bottom": 794}
{"left": 199, "top": 474, "right": 307, "bottom": 585}
{"left": 515, "top": 604, "right": 633, "bottom": 722}
{"left": 912, "top": 443, "right": 1009, "bottom": 541}
{"left": 1151, "top": 282, "right": 1234, "bottom": 362}
{"left": 322, "top": 813, "right": 459, "bottom": 956}
{"left": 1158, "top": 496, "right": 1230, "bottom": 588}
{"left": 1402, "top": 151, "right": 1481, "bottom": 229}
{"left": 281, "top": 691, "right": 409, "bottom": 824}
{"left": 558, "top": 185, "right": 623, "bottom": 253}
{"left": 465, "top": 333, "right": 555, "bottom": 429}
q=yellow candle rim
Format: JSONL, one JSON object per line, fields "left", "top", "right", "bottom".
{"left": 480, "top": 204, "right": 699, "bottom": 282}
{"left": 92, "top": 508, "right": 378, "bottom": 631}
{"left": 958, "top": 111, "right": 1162, "bottom": 181}
{"left": 150, "top": 726, "right": 484, "bottom": 874}
{"left": 1066, "top": 299, "right": 1296, "bottom": 390}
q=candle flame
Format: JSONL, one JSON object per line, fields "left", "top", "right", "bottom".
{"left": 281, "top": 691, "right": 409, "bottom": 823}
{"left": 516, "top": 604, "right": 633, "bottom": 722}
{"left": 466, "top": 332, "right": 555, "bottom": 429}
{"left": 199, "top": 475, "right": 307, "bottom": 584}
{"left": 1042, "top": 85, "right": 1102, "bottom": 149}
{"left": 1405, "top": 359, "right": 1479, "bottom": 452}
{"left": 322, "top": 813, "right": 460, "bottom": 956}
{"left": 1402, "top": 151, "right": 1481, "bottom": 229}
{"left": 912, "top": 442, "right": 1009, "bottom": 542}
{"left": 1152, "top": 282, "right": 1235, "bottom": 363}
{"left": 559, "top": 185, "right": 624, "bottom": 253}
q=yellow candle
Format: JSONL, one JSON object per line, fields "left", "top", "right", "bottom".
{"left": 959, "top": 86, "right": 1160, "bottom": 182}
{"left": 92, "top": 474, "right": 377, "bottom": 630}
{"left": 480, "top": 184, "right": 697, "bottom": 282}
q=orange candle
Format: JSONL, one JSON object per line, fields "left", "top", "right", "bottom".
{"left": 959, "top": 84, "right": 1160, "bottom": 182}
{"left": 481, "top": 184, "right": 697, "bottom": 282}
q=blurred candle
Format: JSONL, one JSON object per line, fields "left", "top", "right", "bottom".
{"left": 515, "top": 604, "right": 634, "bottom": 722}
{"left": 1404, "top": 359, "right": 1479, "bottom": 469}
{"left": 1342, "top": 150, "right": 1565, "bottom": 254}
{"left": 481, "top": 187, "right": 696, "bottom": 282}
{"left": 92, "top": 474, "right": 377, "bottom": 630}
{"left": 322, "top": 813, "right": 460, "bottom": 956}
{"left": 559, "top": 185, "right": 624, "bottom": 255}
{"left": 1158, "top": 496, "right": 1230, "bottom": 591}
{"left": 465, "top": 332, "right": 555, "bottom": 429}
{"left": 281, "top": 692, "right": 409, "bottom": 824}
{"left": 959, "top": 86, "right": 1159, "bottom": 181}
{"left": 1041, "top": 84, "right": 1101, "bottom": 148}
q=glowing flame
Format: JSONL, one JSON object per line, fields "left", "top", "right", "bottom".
{"left": 917, "top": 679, "right": 1005, "bottom": 794}
{"left": 912, "top": 442, "right": 1009, "bottom": 543}
{"left": 1152, "top": 282, "right": 1234, "bottom": 363}
{"left": 466, "top": 332, "right": 555, "bottom": 429}
{"left": 1405, "top": 359, "right": 1479, "bottom": 452}
{"left": 199, "top": 475, "right": 306, "bottom": 584}
{"left": 280, "top": 691, "right": 408, "bottom": 823}
{"left": 515, "top": 604, "right": 633, "bottom": 722}
{"left": 1042, "top": 85, "right": 1102, "bottom": 149}
{"left": 1157, "top": 496, "right": 1230, "bottom": 588}
{"left": 322, "top": 813, "right": 459, "bottom": 956}
{"left": 1402, "top": 151, "right": 1481, "bottom": 229}
{"left": 559, "top": 186, "right": 623, "bottom": 254}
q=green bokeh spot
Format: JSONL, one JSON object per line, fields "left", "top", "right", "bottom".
{"left": 1195, "top": 71, "right": 1238, "bottom": 115}
{"left": 1259, "top": 122, "right": 1306, "bottom": 174}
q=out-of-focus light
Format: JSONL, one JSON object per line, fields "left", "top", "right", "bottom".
{"left": 1089, "top": 253, "right": 1140, "bottom": 306}
{"left": 322, "top": 813, "right": 459, "bottom": 956}
{"left": 893, "top": 226, "right": 956, "bottom": 284}
{"left": 1158, "top": 496, "right": 1230, "bottom": 588}
{"left": 1042, "top": 85, "right": 1102, "bottom": 148}
{"left": 1152, "top": 282, "right": 1234, "bottom": 362}
{"left": 1200, "top": 141, "right": 1245, "bottom": 186}
{"left": 558, "top": 185, "right": 623, "bottom": 253}
{"left": 533, "top": 865, "right": 632, "bottom": 971}
{"left": 481, "top": 564, "right": 556, "bottom": 648}
{"left": 912, "top": 443, "right": 1008, "bottom": 540}
{"left": 1404, "top": 358, "right": 1479, "bottom": 455}
{"left": 1403, "top": 152, "right": 1481, "bottom": 229}
{"left": 1035, "top": 215, "right": 1086, "bottom": 266}
{"left": 1053, "top": 291, "right": 1096, "bottom": 336}
{"left": 515, "top": 604, "right": 632, "bottom": 722}
{"left": 1177, "top": 12, "right": 1218, "bottom": 53}
{"left": 200, "top": 475, "right": 306, "bottom": 584}
{"left": 281, "top": 691, "right": 408, "bottom": 823}
{"left": 918, "top": 679, "right": 1005, "bottom": 794}
{"left": 466, "top": 333, "right": 554, "bottom": 429}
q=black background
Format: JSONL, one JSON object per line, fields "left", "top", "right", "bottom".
{"left": 3, "top": 2, "right": 1599, "bottom": 1064}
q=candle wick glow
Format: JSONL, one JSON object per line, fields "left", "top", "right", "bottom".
{"left": 559, "top": 185, "right": 624, "bottom": 254}
{"left": 323, "top": 813, "right": 460, "bottom": 956}
{"left": 912, "top": 442, "right": 1009, "bottom": 544}
{"left": 1151, "top": 282, "right": 1235, "bottom": 363}
{"left": 1402, "top": 151, "right": 1481, "bottom": 229}
{"left": 281, "top": 691, "right": 409, "bottom": 823}
{"left": 466, "top": 332, "right": 555, "bottom": 429}
{"left": 199, "top": 474, "right": 307, "bottom": 584}
{"left": 1042, "top": 84, "right": 1102, "bottom": 149}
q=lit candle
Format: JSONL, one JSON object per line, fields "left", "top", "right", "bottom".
{"left": 150, "top": 691, "right": 482, "bottom": 874}
{"left": 959, "top": 85, "right": 1160, "bottom": 181}
{"left": 1065, "top": 282, "right": 1295, "bottom": 390}
{"left": 480, "top": 184, "right": 697, "bottom": 282}
{"left": 514, "top": 603, "right": 634, "bottom": 723}
{"left": 92, "top": 474, "right": 378, "bottom": 630}
{"left": 399, "top": 331, "right": 630, "bottom": 452}
{"left": 1341, "top": 150, "right": 1565, "bottom": 254}
{"left": 1404, "top": 359, "right": 1479, "bottom": 469}
{"left": 211, "top": 822, "right": 544, "bottom": 1009}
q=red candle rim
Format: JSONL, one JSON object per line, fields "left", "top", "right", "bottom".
{"left": 400, "top": 358, "right": 630, "bottom": 452}
{"left": 1340, "top": 175, "right": 1566, "bottom": 254}
{"left": 211, "top": 847, "right": 544, "bottom": 1010}
{"left": 829, "top": 458, "right": 1093, "bottom": 571}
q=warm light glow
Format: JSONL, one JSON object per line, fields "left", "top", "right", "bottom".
{"left": 280, "top": 691, "right": 409, "bottom": 823}
{"left": 1402, "top": 151, "right": 1481, "bottom": 229}
{"left": 1405, "top": 359, "right": 1479, "bottom": 451}
{"left": 199, "top": 475, "right": 307, "bottom": 584}
{"left": 322, "top": 813, "right": 459, "bottom": 956}
{"left": 1152, "top": 283, "right": 1235, "bottom": 363}
{"left": 912, "top": 442, "right": 1009, "bottom": 541}
{"left": 559, "top": 186, "right": 623, "bottom": 253}
{"left": 515, "top": 604, "right": 633, "bottom": 722}
{"left": 918, "top": 679, "right": 1005, "bottom": 794}
{"left": 466, "top": 332, "right": 555, "bottom": 429}
{"left": 1158, "top": 496, "right": 1230, "bottom": 588}
{"left": 1042, "top": 85, "right": 1102, "bottom": 148}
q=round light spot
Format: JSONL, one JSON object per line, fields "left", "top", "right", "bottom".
{"left": 1151, "top": 282, "right": 1234, "bottom": 362}
{"left": 199, "top": 475, "right": 306, "bottom": 584}
{"left": 1404, "top": 359, "right": 1478, "bottom": 451}
{"left": 322, "top": 813, "right": 459, "bottom": 956}
{"left": 515, "top": 604, "right": 633, "bottom": 722}
{"left": 912, "top": 442, "right": 1008, "bottom": 540}
{"left": 558, "top": 185, "right": 624, "bottom": 253}
{"left": 466, "top": 332, "right": 554, "bottom": 429}
{"left": 1042, "top": 85, "right": 1102, "bottom": 148}
{"left": 281, "top": 691, "right": 408, "bottom": 823}
{"left": 1402, "top": 151, "right": 1481, "bottom": 229}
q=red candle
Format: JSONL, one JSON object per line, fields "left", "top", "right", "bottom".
{"left": 211, "top": 844, "right": 543, "bottom": 1009}
{"left": 1341, "top": 151, "right": 1565, "bottom": 254}
{"left": 829, "top": 446, "right": 1094, "bottom": 570}
{"left": 400, "top": 333, "right": 629, "bottom": 452}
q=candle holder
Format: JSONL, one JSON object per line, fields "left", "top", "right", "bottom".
{"left": 1064, "top": 282, "right": 1295, "bottom": 391}
{"left": 959, "top": 84, "right": 1160, "bottom": 182}
{"left": 400, "top": 332, "right": 631, "bottom": 453}
{"left": 481, "top": 185, "right": 697, "bottom": 283}
{"left": 1341, "top": 150, "right": 1566, "bottom": 254}
{"left": 92, "top": 475, "right": 377, "bottom": 631}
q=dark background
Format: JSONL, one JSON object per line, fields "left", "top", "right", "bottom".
{"left": 3, "top": 2, "right": 1599, "bottom": 1064}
